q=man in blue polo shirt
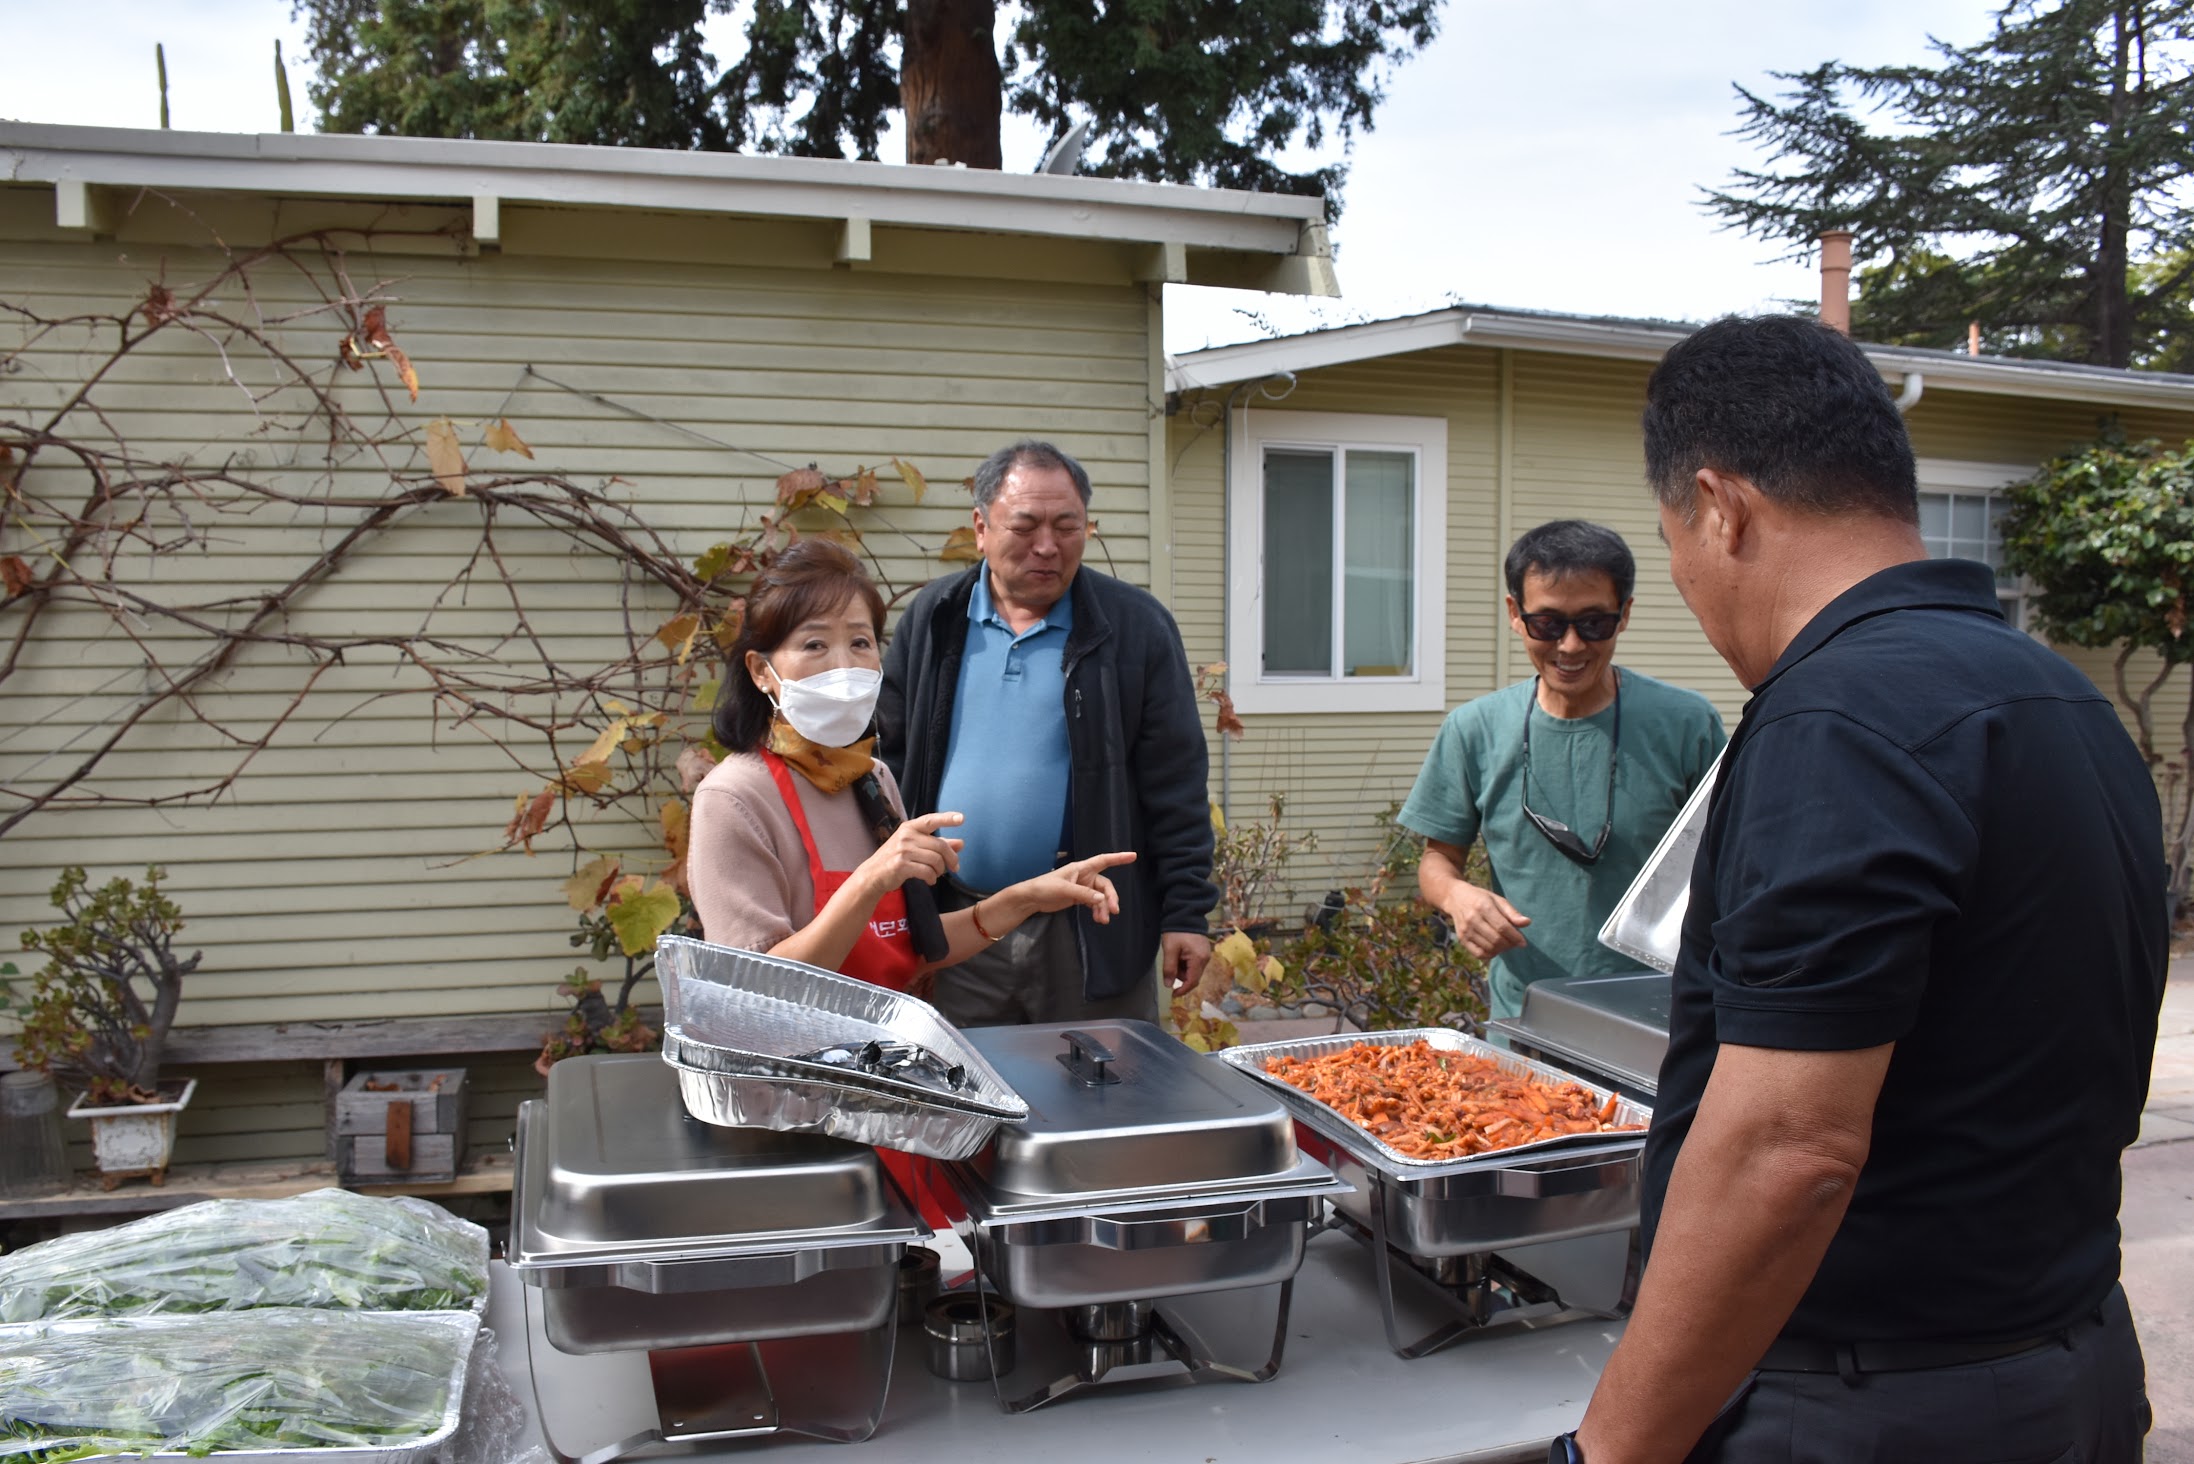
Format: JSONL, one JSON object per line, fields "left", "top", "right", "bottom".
{"left": 1557, "top": 316, "right": 2163, "bottom": 1463}
{"left": 880, "top": 440, "right": 1216, "bottom": 1026}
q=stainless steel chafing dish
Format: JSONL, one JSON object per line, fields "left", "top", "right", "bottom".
{"left": 509, "top": 1054, "right": 925, "bottom": 1452}
{"left": 938, "top": 1022, "right": 1349, "bottom": 1412}
{"left": 1222, "top": 1028, "right": 1648, "bottom": 1358}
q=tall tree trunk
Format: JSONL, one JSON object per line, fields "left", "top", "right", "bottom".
{"left": 902, "top": 0, "right": 1002, "bottom": 169}
{"left": 2096, "top": 2, "right": 2138, "bottom": 368}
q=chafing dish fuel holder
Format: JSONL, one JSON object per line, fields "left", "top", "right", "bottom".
{"left": 939, "top": 1022, "right": 1349, "bottom": 1413}
{"left": 508, "top": 1054, "right": 926, "bottom": 1455}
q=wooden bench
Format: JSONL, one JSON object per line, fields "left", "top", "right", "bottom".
{"left": 0, "top": 1011, "right": 660, "bottom": 1218}
{"left": 157, "top": 1013, "right": 568, "bottom": 1159}
{"left": 0, "top": 1151, "right": 516, "bottom": 1223}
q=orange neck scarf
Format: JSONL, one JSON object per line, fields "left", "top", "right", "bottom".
{"left": 767, "top": 719, "right": 877, "bottom": 794}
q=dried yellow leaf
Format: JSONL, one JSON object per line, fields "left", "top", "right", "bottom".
{"left": 424, "top": 418, "right": 467, "bottom": 497}
{"left": 655, "top": 613, "right": 701, "bottom": 663}
{"left": 892, "top": 456, "right": 928, "bottom": 503}
{"left": 483, "top": 417, "right": 534, "bottom": 458}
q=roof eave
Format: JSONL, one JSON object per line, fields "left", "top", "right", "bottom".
{"left": 1169, "top": 307, "right": 2194, "bottom": 411}
{"left": 1, "top": 122, "right": 1336, "bottom": 291}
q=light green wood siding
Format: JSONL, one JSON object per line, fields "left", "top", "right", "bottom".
{"left": 1, "top": 184, "right": 1160, "bottom": 1074}
{"left": 1173, "top": 344, "right": 2194, "bottom": 913}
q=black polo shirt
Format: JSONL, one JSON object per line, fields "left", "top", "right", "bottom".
{"left": 1641, "top": 558, "right": 2167, "bottom": 1342}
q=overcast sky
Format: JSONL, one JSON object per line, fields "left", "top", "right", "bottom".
{"left": 3, "top": 1, "right": 2005, "bottom": 352}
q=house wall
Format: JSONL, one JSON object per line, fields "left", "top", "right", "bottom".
{"left": 1172, "top": 345, "right": 2194, "bottom": 916}
{"left": 0, "top": 183, "right": 1165, "bottom": 1166}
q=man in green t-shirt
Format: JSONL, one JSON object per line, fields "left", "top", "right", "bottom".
{"left": 1400, "top": 520, "right": 1725, "bottom": 1020}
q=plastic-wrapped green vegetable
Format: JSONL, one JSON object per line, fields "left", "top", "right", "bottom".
{"left": 0, "top": 1309, "right": 478, "bottom": 1461}
{"left": 0, "top": 1190, "right": 487, "bottom": 1322}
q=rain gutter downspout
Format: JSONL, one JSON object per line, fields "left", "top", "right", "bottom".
{"left": 1496, "top": 349, "right": 1515, "bottom": 686}
{"left": 1893, "top": 372, "right": 1925, "bottom": 414}
{"left": 1220, "top": 380, "right": 1253, "bottom": 825}
{"left": 1217, "top": 371, "right": 1296, "bottom": 824}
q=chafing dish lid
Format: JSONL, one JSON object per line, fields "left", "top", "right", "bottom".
{"left": 521, "top": 1054, "right": 886, "bottom": 1255}
{"left": 1596, "top": 746, "right": 1721, "bottom": 972}
{"left": 1491, "top": 972, "right": 1669, "bottom": 1096}
{"left": 959, "top": 1021, "right": 1300, "bottom": 1199}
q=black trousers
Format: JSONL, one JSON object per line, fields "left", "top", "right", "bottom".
{"left": 1687, "top": 1285, "right": 2151, "bottom": 1464}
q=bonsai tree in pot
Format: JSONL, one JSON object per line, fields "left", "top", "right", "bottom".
{"left": 5, "top": 866, "right": 203, "bottom": 1187}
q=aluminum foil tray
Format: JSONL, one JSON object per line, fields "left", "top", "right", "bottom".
{"left": 656, "top": 936, "right": 1026, "bottom": 1159}
{"left": 1597, "top": 747, "right": 1722, "bottom": 972}
{"left": 1219, "top": 1028, "right": 1651, "bottom": 1182}
{"left": 0, "top": 1308, "right": 478, "bottom": 1464}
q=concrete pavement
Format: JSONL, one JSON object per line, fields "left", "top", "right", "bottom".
{"left": 2138, "top": 952, "right": 2194, "bottom": 1148}
{"left": 2128, "top": 953, "right": 2194, "bottom": 1461}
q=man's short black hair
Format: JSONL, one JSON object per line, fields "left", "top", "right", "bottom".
{"left": 1643, "top": 315, "right": 1918, "bottom": 523}
{"left": 1505, "top": 520, "right": 1636, "bottom": 604}
{"left": 971, "top": 439, "right": 1092, "bottom": 512}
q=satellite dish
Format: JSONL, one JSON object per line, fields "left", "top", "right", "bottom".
{"left": 1038, "top": 121, "right": 1091, "bottom": 176}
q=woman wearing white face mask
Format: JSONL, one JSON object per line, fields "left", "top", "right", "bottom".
{"left": 688, "top": 540, "right": 1133, "bottom": 992}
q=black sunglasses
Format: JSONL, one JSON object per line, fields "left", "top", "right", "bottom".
{"left": 1521, "top": 676, "right": 1621, "bottom": 865}
{"left": 1519, "top": 610, "right": 1623, "bottom": 643}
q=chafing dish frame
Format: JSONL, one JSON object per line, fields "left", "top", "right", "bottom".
{"left": 940, "top": 1162, "right": 1349, "bottom": 1411}
{"left": 1222, "top": 1028, "right": 1647, "bottom": 1358}
{"left": 507, "top": 1065, "right": 929, "bottom": 1457}
{"left": 933, "top": 1044, "right": 1352, "bottom": 1413}
{"left": 946, "top": 1211, "right": 1315, "bottom": 1415}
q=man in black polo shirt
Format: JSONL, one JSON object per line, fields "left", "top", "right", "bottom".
{"left": 1560, "top": 316, "right": 2165, "bottom": 1464}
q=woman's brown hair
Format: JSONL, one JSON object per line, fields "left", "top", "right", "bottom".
{"left": 712, "top": 540, "right": 888, "bottom": 753}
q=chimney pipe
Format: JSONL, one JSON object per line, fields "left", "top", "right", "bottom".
{"left": 1818, "top": 230, "right": 1854, "bottom": 335}
{"left": 1968, "top": 321, "right": 1981, "bottom": 357}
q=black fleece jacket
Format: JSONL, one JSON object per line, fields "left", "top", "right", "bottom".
{"left": 878, "top": 565, "right": 1216, "bottom": 1001}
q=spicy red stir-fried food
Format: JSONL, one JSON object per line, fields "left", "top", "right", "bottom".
{"left": 1262, "top": 1040, "right": 1640, "bottom": 1159}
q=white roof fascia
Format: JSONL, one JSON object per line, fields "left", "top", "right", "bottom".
{"left": 1169, "top": 306, "right": 2194, "bottom": 412}
{"left": 0, "top": 123, "right": 1324, "bottom": 257}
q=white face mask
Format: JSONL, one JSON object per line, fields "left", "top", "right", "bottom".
{"left": 767, "top": 662, "right": 883, "bottom": 747}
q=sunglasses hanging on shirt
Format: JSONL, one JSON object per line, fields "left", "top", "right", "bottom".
{"left": 1520, "top": 675, "right": 1620, "bottom": 865}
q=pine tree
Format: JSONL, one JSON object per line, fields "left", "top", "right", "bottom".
{"left": 294, "top": 0, "right": 1442, "bottom": 214}
{"left": 1704, "top": 0, "right": 2194, "bottom": 369}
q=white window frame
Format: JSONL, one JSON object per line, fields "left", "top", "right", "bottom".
{"left": 1914, "top": 457, "right": 2032, "bottom": 632}
{"left": 1227, "top": 409, "right": 1447, "bottom": 714}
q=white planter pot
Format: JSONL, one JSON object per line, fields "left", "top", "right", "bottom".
{"left": 67, "top": 1078, "right": 196, "bottom": 1189}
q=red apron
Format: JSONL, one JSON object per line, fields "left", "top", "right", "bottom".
{"left": 762, "top": 750, "right": 922, "bottom": 992}
{"left": 762, "top": 751, "right": 954, "bottom": 1226}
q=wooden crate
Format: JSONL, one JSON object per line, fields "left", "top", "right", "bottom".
{"left": 336, "top": 1069, "right": 468, "bottom": 1184}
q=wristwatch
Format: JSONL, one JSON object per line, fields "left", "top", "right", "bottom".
{"left": 1548, "top": 1433, "right": 1584, "bottom": 1464}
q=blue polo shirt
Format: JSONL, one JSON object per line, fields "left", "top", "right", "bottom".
{"left": 1642, "top": 558, "right": 2167, "bottom": 1343}
{"left": 934, "top": 573, "right": 1073, "bottom": 893}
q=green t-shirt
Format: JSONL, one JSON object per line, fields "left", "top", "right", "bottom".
{"left": 1400, "top": 670, "right": 1726, "bottom": 1020}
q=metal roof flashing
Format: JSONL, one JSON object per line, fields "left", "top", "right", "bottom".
{"left": 1, "top": 122, "right": 1335, "bottom": 294}
{"left": 1168, "top": 304, "right": 2194, "bottom": 411}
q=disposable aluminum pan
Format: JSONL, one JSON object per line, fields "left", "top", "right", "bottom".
{"left": 0, "top": 1309, "right": 477, "bottom": 1464}
{"left": 1221, "top": 1029, "right": 1650, "bottom": 1257}
{"left": 1596, "top": 747, "right": 1723, "bottom": 973}
{"left": 656, "top": 936, "right": 1027, "bottom": 1160}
